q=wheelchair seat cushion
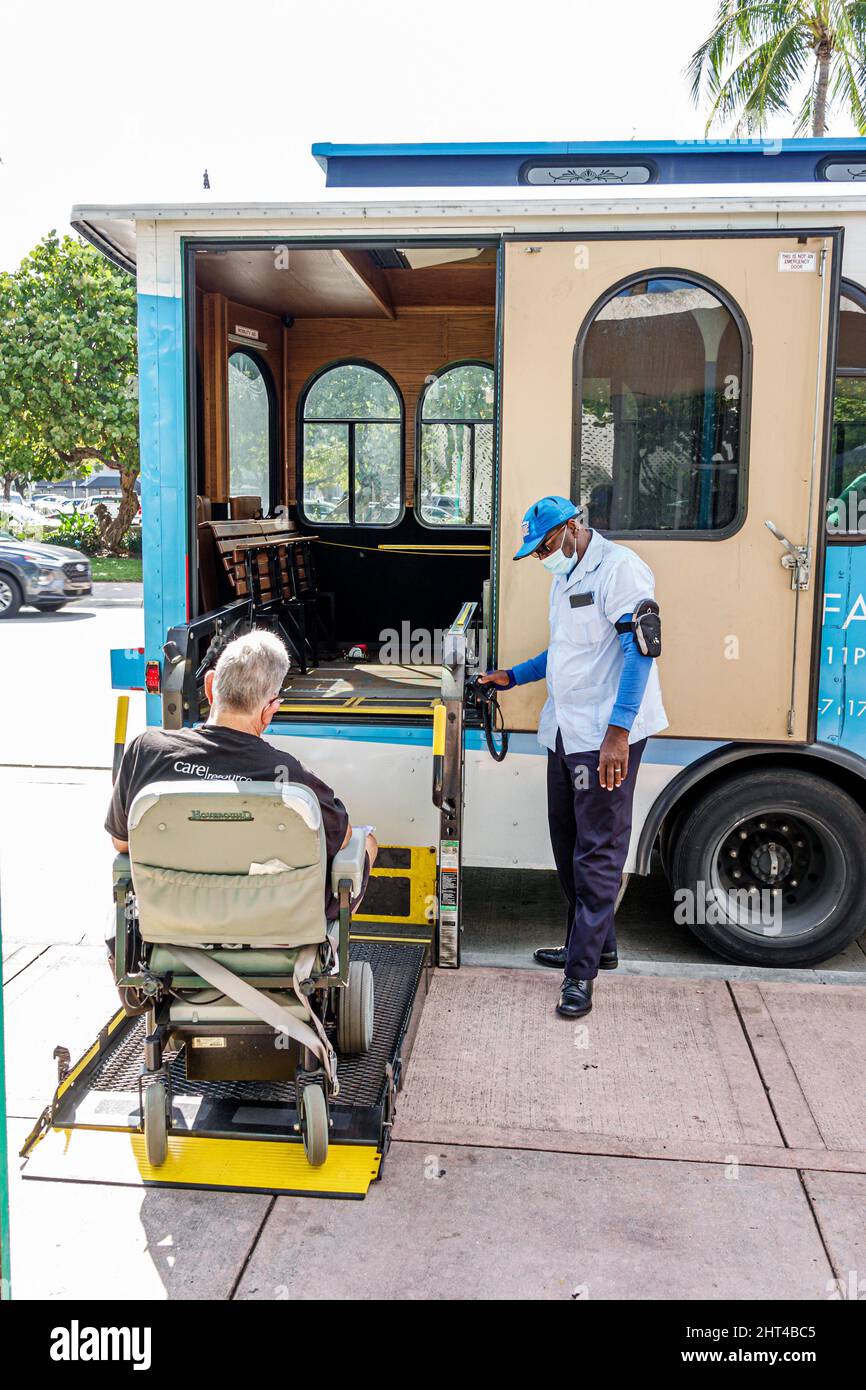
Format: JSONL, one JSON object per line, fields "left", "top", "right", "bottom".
{"left": 128, "top": 780, "right": 329, "bottom": 947}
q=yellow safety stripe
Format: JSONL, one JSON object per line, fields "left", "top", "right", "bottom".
{"left": 432, "top": 701, "right": 447, "bottom": 757}
{"left": 114, "top": 695, "right": 129, "bottom": 747}
{"left": 378, "top": 544, "right": 491, "bottom": 554}
{"left": 349, "top": 934, "right": 431, "bottom": 945}
{"left": 24, "top": 1127, "right": 382, "bottom": 1197}
{"left": 312, "top": 539, "right": 487, "bottom": 556}
{"left": 56, "top": 1010, "right": 127, "bottom": 1101}
{"left": 278, "top": 702, "right": 436, "bottom": 718}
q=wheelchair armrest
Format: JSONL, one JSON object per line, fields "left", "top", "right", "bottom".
{"left": 331, "top": 829, "right": 367, "bottom": 897}
{"left": 113, "top": 852, "right": 132, "bottom": 888}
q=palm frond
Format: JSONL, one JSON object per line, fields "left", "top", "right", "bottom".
{"left": 687, "top": 1, "right": 810, "bottom": 105}
{"left": 701, "top": 22, "right": 807, "bottom": 132}
{"left": 829, "top": 0, "right": 866, "bottom": 50}
{"left": 830, "top": 46, "right": 866, "bottom": 131}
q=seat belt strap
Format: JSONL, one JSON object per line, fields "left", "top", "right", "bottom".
{"left": 169, "top": 945, "right": 336, "bottom": 1086}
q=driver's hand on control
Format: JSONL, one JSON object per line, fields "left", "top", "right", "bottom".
{"left": 478, "top": 670, "right": 511, "bottom": 688}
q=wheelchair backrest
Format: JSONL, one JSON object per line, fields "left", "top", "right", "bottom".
{"left": 127, "top": 780, "right": 329, "bottom": 947}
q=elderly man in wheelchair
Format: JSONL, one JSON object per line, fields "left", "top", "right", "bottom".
{"left": 106, "top": 630, "right": 377, "bottom": 1169}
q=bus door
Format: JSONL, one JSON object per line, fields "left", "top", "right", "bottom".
{"left": 496, "top": 232, "right": 840, "bottom": 744}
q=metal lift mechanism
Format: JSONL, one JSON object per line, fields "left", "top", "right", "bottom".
{"left": 19, "top": 602, "right": 493, "bottom": 1198}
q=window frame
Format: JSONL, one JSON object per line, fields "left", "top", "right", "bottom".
{"left": 828, "top": 277, "right": 866, "bottom": 547}
{"left": 571, "top": 267, "right": 752, "bottom": 542}
{"left": 226, "top": 347, "right": 280, "bottom": 516}
{"left": 297, "top": 358, "right": 405, "bottom": 529}
{"left": 415, "top": 358, "right": 496, "bottom": 531}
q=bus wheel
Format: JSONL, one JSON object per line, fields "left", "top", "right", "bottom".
{"left": 668, "top": 769, "right": 866, "bottom": 968}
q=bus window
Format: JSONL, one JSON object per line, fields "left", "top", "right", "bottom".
{"left": 300, "top": 362, "right": 402, "bottom": 526}
{"left": 828, "top": 284, "right": 866, "bottom": 537}
{"left": 417, "top": 362, "right": 495, "bottom": 527}
{"left": 227, "top": 350, "right": 275, "bottom": 513}
{"left": 575, "top": 276, "right": 745, "bottom": 535}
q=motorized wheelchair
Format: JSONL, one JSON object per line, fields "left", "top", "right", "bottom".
{"left": 112, "top": 779, "right": 374, "bottom": 1168}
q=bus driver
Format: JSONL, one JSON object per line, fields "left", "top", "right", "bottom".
{"left": 480, "top": 496, "right": 667, "bottom": 1020}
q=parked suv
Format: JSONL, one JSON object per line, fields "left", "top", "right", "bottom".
{"left": 0, "top": 529, "right": 92, "bottom": 617}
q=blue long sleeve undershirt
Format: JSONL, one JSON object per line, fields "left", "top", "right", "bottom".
{"left": 505, "top": 612, "right": 652, "bottom": 732}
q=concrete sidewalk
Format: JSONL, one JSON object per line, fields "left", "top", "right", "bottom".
{"left": 5, "top": 954, "right": 865, "bottom": 1299}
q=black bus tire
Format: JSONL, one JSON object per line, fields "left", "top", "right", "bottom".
{"left": 669, "top": 768, "right": 866, "bottom": 968}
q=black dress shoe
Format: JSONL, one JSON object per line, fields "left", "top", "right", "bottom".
{"left": 535, "top": 947, "right": 618, "bottom": 970}
{"left": 556, "top": 976, "right": 594, "bottom": 1018}
{"left": 533, "top": 945, "right": 566, "bottom": 969}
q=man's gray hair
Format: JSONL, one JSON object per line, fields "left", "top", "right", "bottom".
{"left": 212, "top": 629, "right": 289, "bottom": 713}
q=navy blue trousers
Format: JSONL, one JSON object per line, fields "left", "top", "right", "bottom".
{"left": 546, "top": 730, "right": 646, "bottom": 980}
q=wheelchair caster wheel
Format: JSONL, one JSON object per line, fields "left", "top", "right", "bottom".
{"left": 337, "top": 960, "right": 374, "bottom": 1055}
{"left": 299, "top": 1083, "right": 329, "bottom": 1168}
{"left": 143, "top": 1078, "right": 168, "bottom": 1167}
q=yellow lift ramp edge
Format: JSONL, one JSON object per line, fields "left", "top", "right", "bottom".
{"left": 23, "top": 1128, "right": 382, "bottom": 1200}
{"left": 19, "top": 848, "right": 435, "bottom": 1200}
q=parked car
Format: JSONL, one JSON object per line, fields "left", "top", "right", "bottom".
{"left": 0, "top": 529, "right": 92, "bottom": 617}
{"left": 30, "top": 493, "right": 69, "bottom": 517}
{"left": 0, "top": 499, "right": 49, "bottom": 532}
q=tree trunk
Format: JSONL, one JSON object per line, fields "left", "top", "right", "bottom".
{"left": 813, "top": 51, "right": 831, "bottom": 136}
{"left": 97, "top": 466, "right": 140, "bottom": 553}
{"left": 2, "top": 475, "right": 12, "bottom": 502}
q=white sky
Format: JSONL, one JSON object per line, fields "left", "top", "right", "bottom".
{"left": 1, "top": 0, "right": 861, "bottom": 271}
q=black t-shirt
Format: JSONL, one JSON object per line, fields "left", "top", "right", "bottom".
{"left": 106, "top": 725, "right": 351, "bottom": 917}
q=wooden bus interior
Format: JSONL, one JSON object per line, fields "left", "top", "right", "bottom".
{"left": 190, "top": 241, "right": 496, "bottom": 713}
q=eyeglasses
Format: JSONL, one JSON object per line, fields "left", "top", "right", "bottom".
{"left": 533, "top": 523, "right": 568, "bottom": 559}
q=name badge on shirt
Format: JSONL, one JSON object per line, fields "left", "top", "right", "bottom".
{"left": 569, "top": 592, "right": 595, "bottom": 608}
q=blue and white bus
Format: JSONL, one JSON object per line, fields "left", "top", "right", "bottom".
{"left": 73, "top": 137, "right": 866, "bottom": 969}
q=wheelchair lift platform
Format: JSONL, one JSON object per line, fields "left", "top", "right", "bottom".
{"left": 20, "top": 863, "right": 434, "bottom": 1200}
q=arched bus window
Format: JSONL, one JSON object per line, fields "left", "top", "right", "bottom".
{"left": 574, "top": 274, "right": 748, "bottom": 535}
{"left": 828, "top": 281, "right": 866, "bottom": 537}
{"left": 417, "top": 362, "right": 495, "bottom": 527}
{"left": 300, "top": 361, "right": 403, "bottom": 526}
{"left": 227, "top": 350, "right": 276, "bottom": 514}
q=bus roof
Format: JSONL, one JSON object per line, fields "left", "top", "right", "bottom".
{"left": 71, "top": 182, "right": 866, "bottom": 274}
{"left": 312, "top": 137, "right": 866, "bottom": 187}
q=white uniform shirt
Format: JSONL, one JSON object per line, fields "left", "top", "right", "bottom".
{"left": 537, "top": 530, "right": 668, "bottom": 755}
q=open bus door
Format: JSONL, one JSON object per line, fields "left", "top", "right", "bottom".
{"left": 496, "top": 232, "right": 841, "bottom": 745}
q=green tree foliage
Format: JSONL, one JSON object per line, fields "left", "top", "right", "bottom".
{"left": 301, "top": 364, "right": 402, "bottom": 523}
{"left": 0, "top": 233, "right": 139, "bottom": 550}
{"left": 688, "top": 1, "right": 866, "bottom": 136}
{"left": 418, "top": 365, "right": 494, "bottom": 520}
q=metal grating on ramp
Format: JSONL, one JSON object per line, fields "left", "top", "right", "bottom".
{"left": 85, "top": 940, "right": 426, "bottom": 1110}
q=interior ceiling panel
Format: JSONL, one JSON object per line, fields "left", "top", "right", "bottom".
{"left": 195, "top": 247, "right": 496, "bottom": 317}
{"left": 195, "top": 248, "right": 392, "bottom": 318}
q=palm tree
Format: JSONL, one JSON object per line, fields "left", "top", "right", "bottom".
{"left": 688, "top": 1, "right": 866, "bottom": 136}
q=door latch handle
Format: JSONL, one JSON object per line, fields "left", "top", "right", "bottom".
{"left": 765, "top": 520, "right": 811, "bottom": 590}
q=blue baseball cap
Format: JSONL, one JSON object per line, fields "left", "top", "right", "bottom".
{"left": 513, "top": 495, "right": 582, "bottom": 559}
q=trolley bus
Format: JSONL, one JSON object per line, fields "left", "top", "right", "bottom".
{"left": 73, "top": 138, "right": 866, "bottom": 972}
